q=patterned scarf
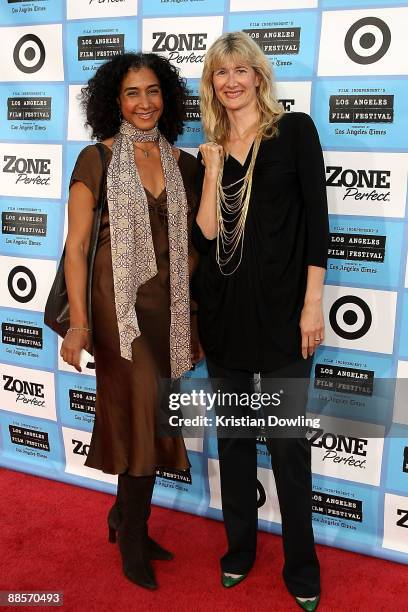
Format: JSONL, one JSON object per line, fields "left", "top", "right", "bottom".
{"left": 107, "top": 120, "right": 191, "bottom": 379}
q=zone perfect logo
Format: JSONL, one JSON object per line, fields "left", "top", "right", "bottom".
{"left": 323, "top": 285, "right": 397, "bottom": 354}
{"left": 142, "top": 17, "right": 223, "bottom": 79}
{"left": 0, "top": 255, "right": 56, "bottom": 312}
{"left": 383, "top": 493, "right": 408, "bottom": 554}
{"left": 0, "top": 362, "right": 56, "bottom": 421}
{"left": 323, "top": 151, "right": 408, "bottom": 219}
{"left": 309, "top": 415, "right": 384, "bottom": 486}
{"left": 318, "top": 8, "right": 408, "bottom": 76}
{"left": 62, "top": 426, "right": 117, "bottom": 484}
{"left": 67, "top": 0, "right": 138, "bottom": 20}
{"left": 0, "top": 143, "right": 62, "bottom": 199}
{"left": 0, "top": 25, "right": 63, "bottom": 82}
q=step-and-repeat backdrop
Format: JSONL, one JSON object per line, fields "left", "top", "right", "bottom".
{"left": 0, "top": 0, "right": 407, "bottom": 565}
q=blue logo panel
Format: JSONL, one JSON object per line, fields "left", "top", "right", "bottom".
{"left": 153, "top": 451, "right": 208, "bottom": 513}
{"left": 142, "top": 0, "right": 225, "bottom": 16}
{"left": 308, "top": 347, "right": 394, "bottom": 425}
{"left": 57, "top": 372, "right": 96, "bottom": 432}
{"left": 0, "top": 0, "right": 63, "bottom": 25}
{"left": 398, "top": 292, "right": 408, "bottom": 359}
{"left": 0, "top": 84, "right": 65, "bottom": 142}
{"left": 228, "top": 10, "right": 319, "bottom": 79}
{"left": 0, "top": 412, "right": 63, "bottom": 471}
{"left": 313, "top": 79, "right": 408, "bottom": 151}
{"left": 0, "top": 198, "right": 63, "bottom": 259}
{"left": 0, "top": 307, "right": 56, "bottom": 370}
{"left": 326, "top": 217, "right": 404, "bottom": 289}
{"left": 66, "top": 19, "right": 138, "bottom": 83}
{"left": 176, "top": 80, "right": 203, "bottom": 148}
{"left": 312, "top": 476, "right": 379, "bottom": 548}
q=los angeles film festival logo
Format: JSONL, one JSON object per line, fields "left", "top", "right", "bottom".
{"left": 77, "top": 33, "right": 125, "bottom": 61}
{"left": 2, "top": 211, "right": 47, "bottom": 239}
{"left": 9, "top": 424, "right": 50, "bottom": 456}
{"left": 328, "top": 232, "right": 386, "bottom": 265}
{"left": 244, "top": 25, "right": 301, "bottom": 63}
{"left": 2, "top": 321, "right": 43, "bottom": 351}
{"left": 329, "top": 92, "right": 394, "bottom": 128}
{"left": 7, "top": 96, "right": 52, "bottom": 123}
{"left": 312, "top": 490, "right": 363, "bottom": 523}
{"left": 314, "top": 363, "right": 374, "bottom": 396}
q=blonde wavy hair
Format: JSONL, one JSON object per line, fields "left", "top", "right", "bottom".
{"left": 200, "top": 31, "right": 284, "bottom": 146}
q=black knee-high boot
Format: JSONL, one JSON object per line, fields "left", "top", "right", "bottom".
{"left": 117, "top": 474, "right": 157, "bottom": 590}
{"left": 108, "top": 475, "right": 173, "bottom": 560}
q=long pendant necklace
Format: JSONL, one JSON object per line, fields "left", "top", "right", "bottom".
{"left": 216, "top": 135, "right": 262, "bottom": 276}
{"left": 134, "top": 141, "right": 158, "bottom": 158}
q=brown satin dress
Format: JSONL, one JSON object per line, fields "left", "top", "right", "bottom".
{"left": 70, "top": 144, "right": 198, "bottom": 476}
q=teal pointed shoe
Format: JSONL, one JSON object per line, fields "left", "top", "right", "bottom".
{"left": 295, "top": 595, "right": 320, "bottom": 612}
{"left": 221, "top": 573, "right": 248, "bottom": 588}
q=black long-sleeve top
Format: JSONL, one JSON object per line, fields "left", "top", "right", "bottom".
{"left": 192, "top": 112, "right": 329, "bottom": 372}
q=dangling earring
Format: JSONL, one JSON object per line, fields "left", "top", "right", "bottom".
{"left": 118, "top": 106, "right": 123, "bottom": 123}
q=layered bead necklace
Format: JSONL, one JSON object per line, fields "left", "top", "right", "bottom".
{"left": 216, "top": 134, "right": 262, "bottom": 275}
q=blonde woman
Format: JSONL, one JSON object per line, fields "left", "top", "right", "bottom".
{"left": 192, "top": 32, "right": 328, "bottom": 611}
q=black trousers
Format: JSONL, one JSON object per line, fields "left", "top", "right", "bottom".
{"left": 206, "top": 357, "right": 320, "bottom": 598}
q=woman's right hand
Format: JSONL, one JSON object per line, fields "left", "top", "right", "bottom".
{"left": 60, "top": 329, "right": 90, "bottom": 372}
{"left": 199, "top": 142, "right": 224, "bottom": 178}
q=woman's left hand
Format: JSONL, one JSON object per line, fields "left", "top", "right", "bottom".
{"left": 300, "top": 300, "right": 324, "bottom": 359}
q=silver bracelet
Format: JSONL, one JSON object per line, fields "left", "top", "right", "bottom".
{"left": 66, "top": 327, "right": 91, "bottom": 334}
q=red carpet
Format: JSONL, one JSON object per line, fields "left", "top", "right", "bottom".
{"left": 0, "top": 468, "right": 406, "bottom": 611}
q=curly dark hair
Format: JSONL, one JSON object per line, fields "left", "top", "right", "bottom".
{"left": 81, "top": 52, "right": 188, "bottom": 143}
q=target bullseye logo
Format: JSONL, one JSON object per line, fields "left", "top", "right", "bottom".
{"left": 13, "top": 34, "right": 46, "bottom": 74}
{"left": 329, "top": 295, "right": 372, "bottom": 340}
{"left": 8, "top": 266, "right": 37, "bottom": 303}
{"left": 257, "top": 479, "right": 266, "bottom": 509}
{"left": 344, "top": 17, "right": 391, "bottom": 65}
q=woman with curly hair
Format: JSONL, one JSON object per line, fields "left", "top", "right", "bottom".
{"left": 60, "top": 52, "right": 199, "bottom": 590}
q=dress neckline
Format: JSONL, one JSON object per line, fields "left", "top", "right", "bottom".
{"left": 101, "top": 143, "right": 185, "bottom": 201}
{"left": 226, "top": 141, "right": 255, "bottom": 168}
